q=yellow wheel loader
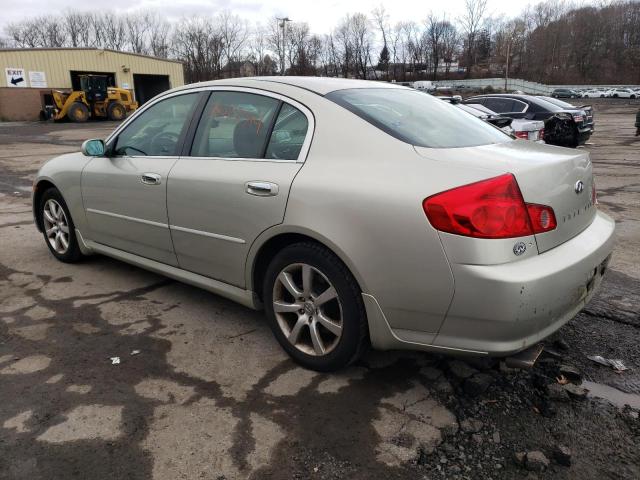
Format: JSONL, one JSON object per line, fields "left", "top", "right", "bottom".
{"left": 50, "top": 75, "right": 138, "bottom": 123}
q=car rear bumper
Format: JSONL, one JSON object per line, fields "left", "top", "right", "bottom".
{"left": 577, "top": 127, "right": 593, "bottom": 143}
{"left": 432, "top": 211, "right": 615, "bottom": 355}
{"left": 364, "top": 211, "right": 615, "bottom": 356}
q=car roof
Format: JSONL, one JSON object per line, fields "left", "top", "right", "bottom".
{"left": 467, "top": 93, "right": 542, "bottom": 100}
{"left": 172, "top": 76, "right": 406, "bottom": 96}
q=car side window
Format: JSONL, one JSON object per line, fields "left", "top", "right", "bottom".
{"left": 510, "top": 100, "right": 528, "bottom": 113}
{"left": 191, "top": 91, "right": 280, "bottom": 158}
{"left": 487, "top": 98, "right": 517, "bottom": 113}
{"left": 265, "top": 103, "right": 309, "bottom": 160}
{"left": 482, "top": 98, "right": 502, "bottom": 112}
{"left": 114, "top": 93, "right": 199, "bottom": 157}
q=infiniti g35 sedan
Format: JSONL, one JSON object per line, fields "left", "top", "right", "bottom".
{"left": 32, "top": 77, "right": 615, "bottom": 371}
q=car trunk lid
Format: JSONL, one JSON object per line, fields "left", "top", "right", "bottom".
{"left": 414, "top": 140, "right": 596, "bottom": 253}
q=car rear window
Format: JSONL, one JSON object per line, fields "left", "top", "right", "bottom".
{"left": 532, "top": 97, "right": 567, "bottom": 112}
{"left": 326, "top": 88, "right": 510, "bottom": 148}
{"left": 540, "top": 96, "right": 577, "bottom": 109}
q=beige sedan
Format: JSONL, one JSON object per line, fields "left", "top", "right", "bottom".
{"left": 32, "top": 77, "right": 615, "bottom": 371}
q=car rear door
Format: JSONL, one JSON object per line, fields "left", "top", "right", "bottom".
{"left": 81, "top": 91, "right": 202, "bottom": 265}
{"left": 167, "top": 88, "right": 314, "bottom": 288}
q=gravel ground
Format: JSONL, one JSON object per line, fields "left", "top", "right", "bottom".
{"left": 0, "top": 101, "right": 638, "bottom": 480}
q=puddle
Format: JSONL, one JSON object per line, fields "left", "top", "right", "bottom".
{"left": 582, "top": 380, "right": 640, "bottom": 410}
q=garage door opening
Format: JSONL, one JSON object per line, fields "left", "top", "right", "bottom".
{"left": 133, "top": 74, "right": 171, "bottom": 105}
{"left": 70, "top": 71, "right": 116, "bottom": 91}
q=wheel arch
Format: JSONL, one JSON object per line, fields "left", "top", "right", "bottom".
{"left": 32, "top": 179, "right": 58, "bottom": 232}
{"left": 247, "top": 227, "right": 368, "bottom": 305}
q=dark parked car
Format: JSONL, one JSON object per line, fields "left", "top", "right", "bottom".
{"left": 463, "top": 94, "right": 593, "bottom": 147}
{"left": 551, "top": 88, "right": 580, "bottom": 99}
{"left": 436, "top": 96, "right": 513, "bottom": 129}
{"left": 541, "top": 95, "right": 595, "bottom": 132}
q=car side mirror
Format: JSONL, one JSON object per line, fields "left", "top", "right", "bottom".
{"left": 81, "top": 139, "right": 105, "bottom": 157}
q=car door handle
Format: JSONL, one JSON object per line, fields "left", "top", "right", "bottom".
{"left": 246, "top": 181, "right": 279, "bottom": 196}
{"left": 141, "top": 173, "right": 162, "bottom": 185}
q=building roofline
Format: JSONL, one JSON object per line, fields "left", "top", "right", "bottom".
{"left": 0, "top": 47, "right": 184, "bottom": 64}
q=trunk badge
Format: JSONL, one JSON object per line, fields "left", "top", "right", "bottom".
{"left": 513, "top": 242, "right": 527, "bottom": 256}
{"left": 574, "top": 180, "right": 585, "bottom": 194}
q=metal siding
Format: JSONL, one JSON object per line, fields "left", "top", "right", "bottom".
{"left": 0, "top": 49, "right": 184, "bottom": 89}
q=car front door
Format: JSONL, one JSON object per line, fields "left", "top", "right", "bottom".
{"left": 167, "top": 88, "right": 313, "bottom": 287}
{"left": 81, "top": 92, "right": 202, "bottom": 265}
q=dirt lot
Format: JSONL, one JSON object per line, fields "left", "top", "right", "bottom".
{"left": 0, "top": 102, "right": 639, "bottom": 480}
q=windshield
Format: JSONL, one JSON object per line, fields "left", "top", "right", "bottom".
{"left": 326, "top": 88, "right": 510, "bottom": 148}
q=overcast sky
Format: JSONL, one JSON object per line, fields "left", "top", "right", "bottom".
{"left": 0, "top": 0, "right": 572, "bottom": 33}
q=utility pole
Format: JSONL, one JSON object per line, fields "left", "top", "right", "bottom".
{"left": 504, "top": 41, "right": 510, "bottom": 92}
{"left": 276, "top": 17, "right": 292, "bottom": 76}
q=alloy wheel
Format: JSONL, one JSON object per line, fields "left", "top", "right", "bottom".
{"left": 43, "top": 199, "right": 70, "bottom": 254}
{"left": 272, "top": 263, "right": 343, "bottom": 356}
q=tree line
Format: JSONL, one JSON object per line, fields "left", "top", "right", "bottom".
{"left": 2, "top": 0, "right": 639, "bottom": 85}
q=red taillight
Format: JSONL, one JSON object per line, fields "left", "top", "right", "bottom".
{"left": 514, "top": 131, "right": 528, "bottom": 140}
{"left": 592, "top": 180, "right": 597, "bottom": 205}
{"left": 423, "top": 174, "right": 556, "bottom": 239}
{"left": 539, "top": 129, "right": 544, "bottom": 140}
{"left": 526, "top": 204, "right": 557, "bottom": 233}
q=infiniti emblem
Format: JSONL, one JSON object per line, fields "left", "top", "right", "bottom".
{"left": 304, "top": 301, "right": 315, "bottom": 316}
{"left": 513, "top": 241, "right": 527, "bottom": 256}
{"left": 574, "top": 180, "right": 585, "bottom": 194}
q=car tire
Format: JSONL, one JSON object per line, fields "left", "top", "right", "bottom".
{"left": 67, "top": 102, "right": 89, "bottom": 122}
{"left": 39, "top": 188, "right": 84, "bottom": 263}
{"left": 107, "top": 102, "right": 127, "bottom": 121}
{"left": 263, "top": 242, "right": 368, "bottom": 371}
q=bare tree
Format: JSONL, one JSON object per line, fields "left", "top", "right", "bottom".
{"left": 425, "top": 13, "right": 448, "bottom": 80}
{"left": 372, "top": 5, "right": 391, "bottom": 78}
{"left": 218, "top": 10, "right": 249, "bottom": 76}
{"left": 349, "top": 13, "right": 375, "bottom": 79}
{"left": 266, "top": 18, "right": 286, "bottom": 73}
{"left": 100, "top": 12, "right": 127, "bottom": 50}
{"left": 3, "top": 1, "right": 639, "bottom": 84}
{"left": 145, "top": 11, "right": 171, "bottom": 58}
{"left": 249, "top": 24, "right": 270, "bottom": 75}
{"left": 172, "top": 16, "right": 224, "bottom": 82}
{"left": 459, "top": 0, "right": 488, "bottom": 77}
{"left": 125, "top": 13, "right": 149, "bottom": 54}
{"left": 441, "top": 21, "right": 459, "bottom": 76}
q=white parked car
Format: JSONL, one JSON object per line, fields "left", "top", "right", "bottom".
{"left": 511, "top": 118, "right": 546, "bottom": 143}
{"left": 582, "top": 90, "right": 606, "bottom": 98}
{"left": 609, "top": 88, "right": 637, "bottom": 99}
{"left": 459, "top": 103, "right": 545, "bottom": 143}
{"left": 413, "top": 80, "right": 435, "bottom": 92}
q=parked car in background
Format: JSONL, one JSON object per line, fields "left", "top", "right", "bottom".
{"left": 413, "top": 80, "right": 435, "bottom": 92}
{"left": 609, "top": 88, "right": 637, "bottom": 99}
{"left": 510, "top": 118, "right": 546, "bottom": 142}
{"left": 31, "top": 77, "right": 615, "bottom": 371}
{"left": 551, "top": 88, "right": 580, "bottom": 99}
{"left": 437, "top": 96, "right": 514, "bottom": 134}
{"left": 455, "top": 101, "right": 545, "bottom": 142}
{"left": 455, "top": 103, "right": 514, "bottom": 130}
{"left": 457, "top": 103, "right": 545, "bottom": 143}
{"left": 541, "top": 96, "right": 595, "bottom": 133}
{"left": 582, "top": 89, "right": 606, "bottom": 98}
{"left": 463, "top": 94, "right": 592, "bottom": 147}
